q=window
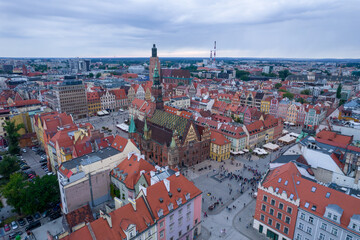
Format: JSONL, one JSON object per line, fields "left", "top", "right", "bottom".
{"left": 298, "top": 222, "right": 304, "bottom": 230}
{"left": 311, "top": 205, "right": 317, "bottom": 211}
{"left": 277, "top": 212, "right": 282, "bottom": 220}
{"left": 304, "top": 202, "right": 309, "bottom": 208}
{"left": 296, "top": 233, "right": 302, "bottom": 240}
{"left": 308, "top": 216, "right": 314, "bottom": 224}
{"left": 284, "top": 180, "right": 288, "bottom": 186}
{"left": 300, "top": 213, "right": 305, "bottom": 220}
{"left": 284, "top": 227, "right": 289, "bottom": 234}
{"left": 290, "top": 194, "right": 294, "bottom": 200}
{"left": 260, "top": 214, "right": 265, "bottom": 221}
{"left": 276, "top": 223, "right": 281, "bottom": 230}
{"left": 346, "top": 235, "right": 353, "bottom": 240}
{"left": 331, "top": 227, "right": 338, "bottom": 236}
{"left": 326, "top": 192, "right": 331, "bottom": 198}
{"left": 333, "top": 215, "right": 338, "bottom": 221}
{"left": 327, "top": 212, "right": 332, "bottom": 219}
{"left": 306, "top": 227, "right": 312, "bottom": 234}
{"left": 187, "top": 225, "right": 190, "bottom": 231}
{"left": 271, "top": 199, "right": 276, "bottom": 206}
{"left": 319, "top": 233, "right": 325, "bottom": 240}
{"left": 263, "top": 195, "right": 268, "bottom": 202}
{"left": 178, "top": 217, "right": 183, "bottom": 226}
{"left": 179, "top": 231, "right": 182, "bottom": 237}
{"left": 195, "top": 219, "right": 198, "bottom": 224}
{"left": 170, "top": 214, "right": 174, "bottom": 222}
{"left": 285, "top": 216, "right": 290, "bottom": 224}
{"left": 311, "top": 187, "right": 316, "bottom": 192}
{"left": 270, "top": 208, "right": 274, "bottom": 216}
{"left": 170, "top": 223, "right": 174, "bottom": 231}
{"left": 278, "top": 178, "right": 282, "bottom": 183}
{"left": 160, "top": 230, "right": 164, "bottom": 238}
{"left": 187, "top": 212, "right": 191, "bottom": 221}
{"left": 279, "top": 203, "right": 284, "bottom": 210}
{"left": 268, "top": 218, "right": 273, "bottom": 225}
{"left": 320, "top": 223, "right": 327, "bottom": 230}
{"left": 287, "top": 207, "right": 292, "bottom": 214}
{"left": 262, "top": 204, "right": 266, "bottom": 211}
{"left": 187, "top": 204, "right": 191, "bottom": 212}
{"left": 159, "top": 221, "right": 164, "bottom": 228}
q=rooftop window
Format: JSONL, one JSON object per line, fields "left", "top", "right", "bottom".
{"left": 326, "top": 192, "right": 331, "bottom": 198}
{"left": 311, "top": 187, "right": 317, "bottom": 192}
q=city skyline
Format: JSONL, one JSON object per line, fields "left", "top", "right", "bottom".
{"left": 0, "top": 0, "right": 360, "bottom": 58}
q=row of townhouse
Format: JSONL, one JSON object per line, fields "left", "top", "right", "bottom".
{"left": 254, "top": 162, "right": 360, "bottom": 240}
{"left": 87, "top": 88, "right": 128, "bottom": 116}
{"left": 62, "top": 152, "right": 202, "bottom": 240}
{"left": 265, "top": 97, "right": 327, "bottom": 129}
{"left": 194, "top": 114, "right": 283, "bottom": 153}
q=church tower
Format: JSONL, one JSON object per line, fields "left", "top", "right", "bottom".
{"left": 149, "top": 44, "right": 160, "bottom": 82}
{"left": 152, "top": 64, "right": 164, "bottom": 110}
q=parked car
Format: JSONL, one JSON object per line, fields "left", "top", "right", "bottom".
{"left": 21, "top": 166, "right": 30, "bottom": 171}
{"left": 41, "top": 163, "right": 47, "bottom": 167}
{"left": 4, "top": 224, "right": 10, "bottom": 232}
{"left": 33, "top": 213, "right": 41, "bottom": 219}
{"left": 26, "top": 215, "right": 34, "bottom": 223}
{"left": 22, "top": 149, "right": 27, "bottom": 153}
{"left": 49, "top": 212, "right": 61, "bottom": 221}
{"left": 11, "top": 221, "right": 18, "bottom": 230}
{"left": 25, "top": 221, "right": 41, "bottom": 231}
{"left": 9, "top": 231, "right": 22, "bottom": 239}
{"left": 18, "top": 218, "right": 26, "bottom": 226}
{"left": 39, "top": 159, "right": 47, "bottom": 163}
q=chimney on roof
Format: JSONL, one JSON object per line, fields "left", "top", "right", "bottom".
{"left": 128, "top": 198, "right": 136, "bottom": 211}
{"left": 114, "top": 197, "right": 123, "bottom": 210}
{"left": 163, "top": 179, "right": 170, "bottom": 192}
{"left": 139, "top": 185, "right": 147, "bottom": 196}
{"left": 99, "top": 210, "right": 112, "bottom": 228}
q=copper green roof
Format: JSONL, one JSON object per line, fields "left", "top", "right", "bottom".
{"left": 129, "top": 116, "right": 136, "bottom": 133}
{"left": 148, "top": 110, "right": 188, "bottom": 137}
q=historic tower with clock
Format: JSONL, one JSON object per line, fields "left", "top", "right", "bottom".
{"left": 151, "top": 63, "right": 164, "bottom": 110}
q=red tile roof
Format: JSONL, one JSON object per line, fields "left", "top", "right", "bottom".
{"left": 263, "top": 162, "right": 360, "bottom": 230}
{"left": 11, "top": 99, "right": 41, "bottom": 107}
{"left": 111, "top": 135, "right": 128, "bottom": 152}
{"left": 65, "top": 204, "right": 95, "bottom": 230}
{"left": 210, "top": 131, "right": 230, "bottom": 146}
{"left": 316, "top": 130, "right": 353, "bottom": 148}
{"left": 111, "top": 153, "right": 155, "bottom": 190}
{"left": 145, "top": 174, "right": 202, "bottom": 220}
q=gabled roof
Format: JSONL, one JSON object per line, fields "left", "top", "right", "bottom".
{"left": 111, "top": 153, "right": 155, "bottom": 190}
{"left": 210, "top": 131, "right": 230, "bottom": 146}
{"left": 111, "top": 135, "right": 128, "bottom": 152}
{"left": 263, "top": 162, "right": 360, "bottom": 230}
{"left": 65, "top": 204, "right": 95, "bottom": 230}
{"left": 145, "top": 174, "right": 202, "bottom": 220}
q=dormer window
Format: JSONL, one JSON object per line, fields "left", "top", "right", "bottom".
{"left": 185, "top": 193, "right": 190, "bottom": 201}
{"left": 158, "top": 209, "right": 163, "bottom": 217}
{"left": 168, "top": 203, "right": 173, "bottom": 211}
{"left": 177, "top": 198, "right": 182, "bottom": 206}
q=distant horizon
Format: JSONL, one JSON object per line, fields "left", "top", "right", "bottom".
{"left": 1, "top": 0, "right": 359, "bottom": 59}
{"left": 1, "top": 56, "right": 360, "bottom": 62}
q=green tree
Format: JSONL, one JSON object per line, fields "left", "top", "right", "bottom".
{"left": 88, "top": 73, "right": 94, "bottom": 78}
{"left": 1, "top": 174, "right": 60, "bottom": 215}
{"left": 278, "top": 69, "right": 290, "bottom": 81}
{"left": 296, "top": 98, "right": 307, "bottom": 104}
{"left": 275, "top": 83, "right": 282, "bottom": 89}
{"left": 336, "top": 84, "right": 342, "bottom": 99}
{"left": 4, "top": 121, "right": 24, "bottom": 155}
{"left": 96, "top": 72, "right": 102, "bottom": 78}
{"left": 283, "top": 92, "right": 294, "bottom": 100}
{"left": 1, "top": 173, "right": 26, "bottom": 213}
{"left": 300, "top": 89, "right": 311, "bottom": 95}
{"left": 235, "top": 70, "right": 250, "bottom": 80}
{"left": 0, "top": 155, "right": 20, "bottom": 179}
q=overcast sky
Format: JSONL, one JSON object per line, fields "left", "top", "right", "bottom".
{"left": 0, "top": 0, "right": 359, "bottom": 58}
